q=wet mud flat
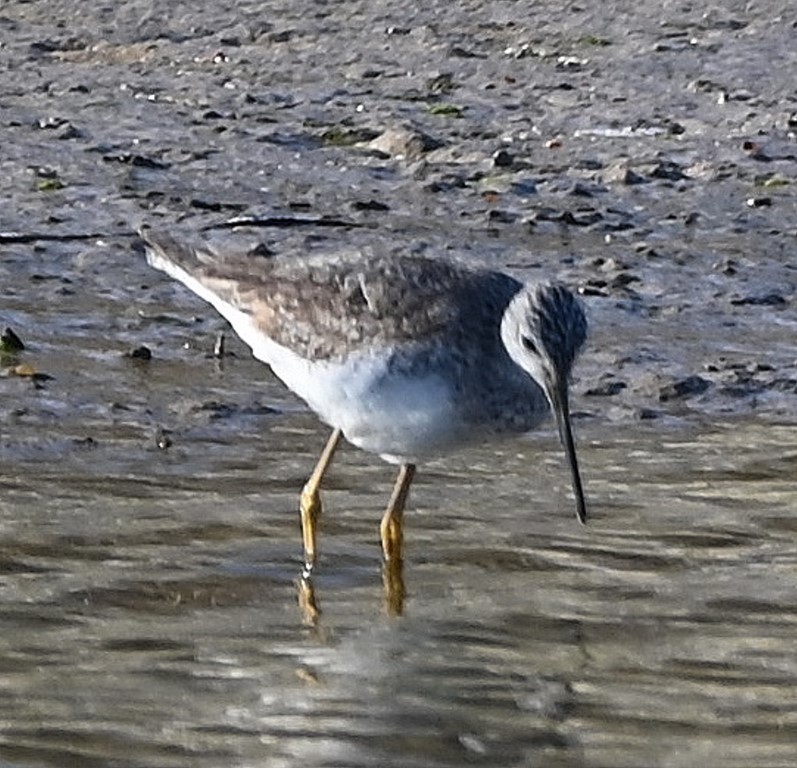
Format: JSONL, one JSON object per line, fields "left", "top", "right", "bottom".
{"left": 1, "top": 0, "right": 796, "bottom": 416}
{"left": 1, "top": 1, "right": 797, "bottom": 767}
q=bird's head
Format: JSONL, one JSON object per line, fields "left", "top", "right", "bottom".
{"left": 501, "top": 282, "right": 588, "bottom": 523}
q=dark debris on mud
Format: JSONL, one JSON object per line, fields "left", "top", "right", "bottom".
{"left": 1, "top": 0, "right": 796, "bottom": 437}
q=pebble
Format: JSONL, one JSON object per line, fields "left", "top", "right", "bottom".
{"left": 658, "top": 375, "right": 710, "bottom": 402}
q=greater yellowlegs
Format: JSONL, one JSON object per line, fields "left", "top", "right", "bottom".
{"left": 141, "top": 229, "right": 588, "bottom": 589}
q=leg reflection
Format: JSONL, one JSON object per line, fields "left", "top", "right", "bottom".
{"left": 297, "top": 575, "right": 321, "bottom": 626}
{"left": 382, "top": 556, "right": 405, "bottom": 616}
{"left": 298, "top": 564, "right": 405, "bottom": 621}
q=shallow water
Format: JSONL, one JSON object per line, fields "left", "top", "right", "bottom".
{"left": 3, "top": 358, "right": 797, "bottom": 768}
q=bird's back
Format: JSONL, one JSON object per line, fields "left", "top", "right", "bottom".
{"left": 142, "top": 230, "right": 523, "bottom": 362}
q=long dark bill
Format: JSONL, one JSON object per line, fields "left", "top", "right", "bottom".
{"left": 549, "top": 381, "right": 588, "bottom": 524}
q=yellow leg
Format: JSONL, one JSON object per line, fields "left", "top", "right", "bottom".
{"left": 380, "top": 464, "right": 415, "bottom": 616}
{"left": 380, "top": 464, "right": 416, "bottom": 563}
{"left": 382, "top": 556, "right": 405, "bottom": 617}
{"left": 299, "top": 428, "right": 342, "bottom": 575}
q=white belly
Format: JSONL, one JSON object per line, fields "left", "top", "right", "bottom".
{"left": 231, "top": 310, "right": 464, "bottom": 463}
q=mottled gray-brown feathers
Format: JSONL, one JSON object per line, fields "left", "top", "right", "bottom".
{"left": 141, "top": 230, "right": 524, "bottom": 362}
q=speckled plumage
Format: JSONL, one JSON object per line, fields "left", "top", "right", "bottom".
{"left": 142, "top": 230, "right": 524, "bottom": 361}
{"left": 141, "top": 228, "right": 588, "bottom": 522}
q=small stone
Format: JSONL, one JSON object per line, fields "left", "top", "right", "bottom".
{"left": 602, "top": 162, "right": 646, "bottom": 185}
{"left": 426, "top": 73, "right": 455, "bottom": 94}
{"left": 638, "top": 408, "right": 662, "bottom": 420}
{"left": 658, "top": 375, "right": 710, "bottom": 402}
{"left": 424, "top": 172, "right": 467, "bottom": 192}
{"left": 730, "top": 292, "right": 786, "bottom": 306}
{"left": 1, "top": 327, "right": 25, "bottom": 352}
{"left": 487, "top": 209, "right": 517, "bottom": 223}
{"left": 56, "top": 122, "right": 83, "bottom": 140}
{"left": 713, "top": 258, "right": 737, "bottom": 275}
{"left": 748, "top": 362, "right": 774, "bottom": 373}
{"left": 247, "top": 242, "right": 274, "bottom": 258}
{"left": 492, "top": 149, "right": 514, "bottom": 168}
{"left": 351, "top": 199, "right": 390, "bottom": 212}
{"left": 37, "top": 116, "right": 69, "bottom": 130}
{"left": 584, "top": 380, "right": 627, "bottom": 397}
{"left": 648, "top": 161, "right": 688, "bottom": 181}
{"left": 268, "top": 29, "right": 294, "bottom": 43}
{"left": 127, "top": 345, "right": 152, "bottom": 361}
{"left": 578, "top": 279, "right": 609, "bottom": 297}
{"left": 155, "top": 427, "right": 173, "bottom": 450}
{"left": 742, "top": 140, "right": 771, "bottom": 161}
{"left": 12, "top": 363, "right": 37, "bottom": 377}
{"left": 368, "top": 126, "right": 441, "bottom": 159}
{"left": 218, "top": 35, "right": 242, "bottom": 46}
{"left": 609, "top": 272, "right": 640, "bottom": 289}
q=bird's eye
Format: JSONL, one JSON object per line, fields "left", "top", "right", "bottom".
{"left": 520, "top": 335, "right": 538, "bottom": 354}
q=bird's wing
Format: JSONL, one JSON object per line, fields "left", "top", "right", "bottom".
{"left": 140, "top": 229, "right": 520, "bottom": 361}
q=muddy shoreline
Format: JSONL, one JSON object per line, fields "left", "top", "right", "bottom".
{"left": 2, "top": 0, "right": 796, "bottom": 432}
